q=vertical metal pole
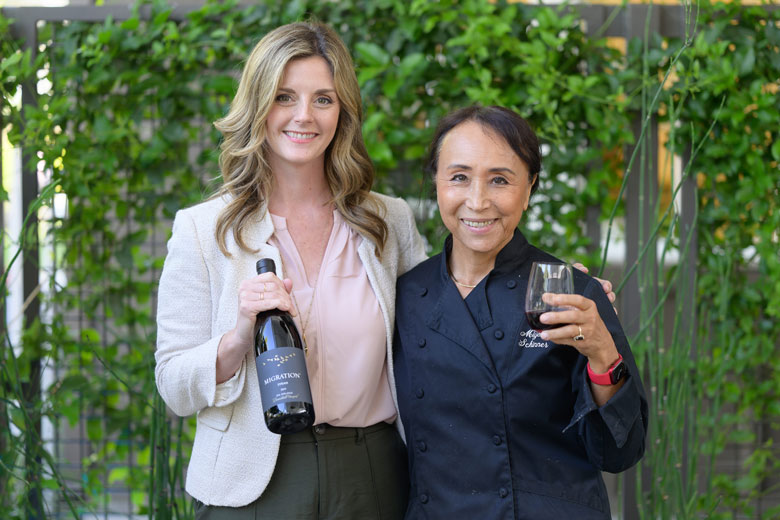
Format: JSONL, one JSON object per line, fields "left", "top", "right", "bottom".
{"left": 0, "top": 87, "right": 6, "bottom": 516}
{"left": 586, "top": 204, "right": 601, "bottom": 258}
{"left": 621, "top": 117, "right": 653, "bottom": 520}
{"left": 11, "top": 15, "right": 44, "bottom": 520}
{"left": 622, "top": 5, "right": 660, "bottom": 520}
{"left": 622, "top": 112, "right": 658, "bottom": 520}
{"left": 1, "top": 112, "right": 4, "bottom": 325}
{"left": 679, "top": 147, "right": 697, "bottom": 498}
{"left": 578, "top": 5, "right": 630, "bottom": 516}
{"left": 679, "top": 148, "right": 697, "bottom": 380}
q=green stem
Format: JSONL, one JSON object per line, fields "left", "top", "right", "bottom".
{"left": 615, "top": 95, "right": 725, "bottom": 296}
{"left": 597, "top": 29, "right": 694, "bottom": 279}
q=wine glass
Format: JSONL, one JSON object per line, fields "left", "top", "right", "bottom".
{"left": 525, "top": 262, "right": 574, "bottom": 331}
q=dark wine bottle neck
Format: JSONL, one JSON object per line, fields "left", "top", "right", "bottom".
{"left": 256, "top": 258, "right": 277, "bottom": 276}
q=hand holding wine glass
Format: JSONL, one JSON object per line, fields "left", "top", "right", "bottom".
{"left": 525, "top": 261, "right": 624, "bottom": 402}
{"left": 526, "top": 262, "right": 620, "bottom": 372}
{"left": 525, "top": 262, "right": 574, "bottom": 331}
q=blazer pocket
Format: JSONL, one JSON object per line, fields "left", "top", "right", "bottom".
{"left": 197, "top": 404, "right": 235, "bottom": 432}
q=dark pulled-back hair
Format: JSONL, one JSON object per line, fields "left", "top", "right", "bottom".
{"left": 424, "top": 105, "right": 542, "bottom": 195}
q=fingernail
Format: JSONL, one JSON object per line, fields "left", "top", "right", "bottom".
{"left": 540, "top": 332, "right": 549, "bottom": 340}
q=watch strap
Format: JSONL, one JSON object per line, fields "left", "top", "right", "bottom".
{"left": 587, "top": 354, "right": 625, "bottom": 385}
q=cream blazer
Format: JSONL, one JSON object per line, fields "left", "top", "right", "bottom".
{"left": 154, "top": 192, "right": 427, "bottom": 507}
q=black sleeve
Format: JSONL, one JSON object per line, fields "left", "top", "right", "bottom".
{"left": 562, "top": 278, "right": 649, "bottom": 473}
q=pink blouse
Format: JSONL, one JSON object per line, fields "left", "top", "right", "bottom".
{"left": 268, "top": 211, "right": 396, "bottom": 427}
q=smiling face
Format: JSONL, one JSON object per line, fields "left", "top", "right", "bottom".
{"left": 435, "top": 120, "right": 535, "bottom": 265}
{"left": 265, "top": 56, "right": 341, "bottom": 173}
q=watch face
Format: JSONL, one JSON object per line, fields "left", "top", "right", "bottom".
{"left": 610, "top": 361, "right": 628, "bottom": 384}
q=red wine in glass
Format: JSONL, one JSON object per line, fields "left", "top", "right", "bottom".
{"left": 525, "top": 309, "right": 563, "bottom": 331}
{"left": 525, "top": 262, "right": 574, "bottom": 332}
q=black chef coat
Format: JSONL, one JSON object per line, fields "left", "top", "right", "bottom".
{"left": 394, "top": 230, "right": 648, "bottom": 519}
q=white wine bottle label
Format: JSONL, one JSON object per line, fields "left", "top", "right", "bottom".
{"left": 256, "top": 347, "right": 313, "bottom": 411}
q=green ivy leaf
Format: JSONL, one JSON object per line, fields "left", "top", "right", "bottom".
{"left": 771, "top": 138, "right": 780, "bottom": 161}
{"left": 81, "top": 328, "right": 101, "bottom": 343}
{"left": 120, "top": 17, "right": 139, "bottom": 31}
{"left": 355, "top": 42, "right": 390, "bottom": 67}
{"left": 108, "top": 466, "right": 129, "bottom": 484}
{"left": 86, "top": 417, "right": 103, "bottom": 442}
{"left": 737, "top": 46, "right": 756, "bottom": 76}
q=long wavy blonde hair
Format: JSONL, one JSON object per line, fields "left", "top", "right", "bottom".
{"left": 213, "top": 21, "right": 387, "bottom": 257}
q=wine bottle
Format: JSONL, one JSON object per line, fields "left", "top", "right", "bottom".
{"left": 254, "top": 258, "right": 315, "bottom": 434}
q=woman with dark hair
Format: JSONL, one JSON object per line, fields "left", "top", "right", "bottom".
{"left": 393, "top": 106, "right": 648, "bottom": 519}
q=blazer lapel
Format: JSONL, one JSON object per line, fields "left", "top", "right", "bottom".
{"left": 230, "top": 204, "right": 284, "bottom": 278}
{"left": 425, "top": 281, "right": 496, "bottom": 372}
{"left": 241, "top": 205, "right": 274, "bottom": 252}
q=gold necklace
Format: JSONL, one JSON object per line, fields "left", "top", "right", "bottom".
{"left": 291, "top": 286, "right": 316, "bottom": 356}
{"left": 450, "top": 274, "right": 478, "bottom": 289}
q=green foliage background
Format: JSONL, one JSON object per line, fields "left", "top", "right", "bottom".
{"left": 1, "top": 0, "right": 778, "bottom": 518}
{"left": 659, "top": 2, "right": 780, "bottom": 517}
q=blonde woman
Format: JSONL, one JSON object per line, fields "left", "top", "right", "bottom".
{"left": 155, "top": 22, "right": 426, "bottom": 518}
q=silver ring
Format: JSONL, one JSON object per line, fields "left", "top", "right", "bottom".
{"left": 573, "top": 325, "right": 585, "bottom": 341}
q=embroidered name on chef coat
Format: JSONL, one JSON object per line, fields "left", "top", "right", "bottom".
{"left": 517, "top": 329, "right": 550, "bottom": 349}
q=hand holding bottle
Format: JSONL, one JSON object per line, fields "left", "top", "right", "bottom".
{"left": 217, "top": 269, "right": 295, "bottom": 384}
{"left": 234, "top": 272, "right": 296, "bottom": 346}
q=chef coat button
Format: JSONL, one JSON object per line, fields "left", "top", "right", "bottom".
{"left": 506, "top": 279, "right": 517, "bottom": 289}
{"left": 493, "top": 435, "right": 502, "bottom": 445}
{"left": 418, "top": 338, "right": 426, "bottom": 348}
{"left": 494, "top": 329, "right": 504, "bottom": 340}
{"left": 417, "top": 441, "right": 427, "bottom": 452}
{"left": 420, "top": 494, "right": 429, "bottom": 504}
{"left": 499, "top": 487, "right": 509, "bottom": 498}
{"left": 415, "top": 388, "right": 425, "bottom": 399}
{"left": 487, "top": 384, "right": 497, "bottom": 393}
{"left": 419, "top": 287, "right": 428, "bottom": 297}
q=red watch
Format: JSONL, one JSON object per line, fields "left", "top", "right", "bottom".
{"left": 587, "top": 354, "right": 627, "bottom": 385}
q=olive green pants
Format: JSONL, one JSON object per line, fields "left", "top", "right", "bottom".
{"left": 194, "top": 422, "right": 409, "bottom": 520}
